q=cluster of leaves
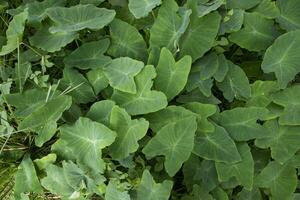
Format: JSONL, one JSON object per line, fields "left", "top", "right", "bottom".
{"left": 1, "top": 0, "right": 300, "bottom": 199}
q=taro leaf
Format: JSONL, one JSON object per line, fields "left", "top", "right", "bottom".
{"left": 255, "top": 161, "right": 297, "bottom": 200}
{"left": 112, "top": 65, "right": 168, "bottom": 115}
{"left": 64, "top": 39, "right": 111, "bottom": 69}
{"left": 182, "top": 185, "right": 214, "bottom": 200}
{"left": 193, "top": 124, "right": 241, "bottom": 163}
{"left": 237, "top": 187, "right": 262, "bottom": 200}
{"left": 60, "top": 68, "right": 96, "bottom": 104}
{"left": 34, "top": 121, "right": 57, "bottom": 147}
{"left": 4, "top": 89, "right": 48, "bottom": 118}
{"left": 103, "top": 57, "right": 144, "bottom": 94}
{"left": 108, "top": 19, "right": 148, "bottom": 62}
{"left": 51, "top": 139, "right": 76, "bottom": 161}
{"left": 145, "top": 105, "right": 196, "bottom": 132}
{"left": 194, "top": 0, "right": 224, "bottom": 17}
{"left": 193, "top": 52, "right": 219, "bottom": 81}
{"left": 137, "top": 169, "right": 173, "bottom": 200}
{"left": 14, "top": 155, "right": 43, "bottom": 199}
{"left": 128, "top": 0, "right": 162, "bottom": 19}
{"left": 15, "top": 61, "right": 31, "bottom": 93}
{"left": 229, "top": 12, "right": 278, "bottom": 51}
{"left": 46, "top": 4, "right": 116, "bottom": 33}
{"left": 216, "top": 61, "right": 251, "bottom": 101}
{"left": 219, "top": 9, "right": 244, "bottom": 35}
{"left": 34, "top": 153, "right": 57, "bottom": 170}
{"left": 154, "top": 47, "right": 192, "bottom": 101}
{"left": 179, "top": 4, "right": 221, "bottom": 62}
{"left": 109, "top": 106, "right": 149, "bottom": 160}
{"left": 252, "top": 0, "right": 279, "bottom": 19}
{"left": 86, "top": 68, "right": 109, "bottom": 94}
{"left": 27, "top": 0, "right": 66, "bottom": 24}
{"left": 63, "top": 161, "right": 100, "bottom": 194}
{"left": 186, "top": 77, "right": 213, "bottom": 97}
{"left": 149, "top": 0, "right": 191, "bottom": 52}
{"left": 276, "top": 0, "right": 300, "bottom": 31}
{"left": 213, "top": 54, "right": 229, "bottom": 82}
{"left": 0, "top": 10, "right": 28, "bottom": 56}
{"left": 255, "top": 120, "right": 300, "bottom": 164}
{"left": 183, "top": 155, "right": 218, "bottom": 191}
{"left": 272, "top": 85, "right": 300, "bottom": 125}
{"left": 59, "top": 117, "right": 116, "bottom": 173}
{"left": 18, "top": 95, "right": 72, "bottom": 146}
{"left": 215, "top": 107, "right": 269, "bottom": 141}
{"left": 246, "top": 81, "right": 278, "bottom": 107}
{"left": 226, "top": 0, "right": 261, "bottom": 9}
{"left": 80, "top": 0, "right": 105, "bottom": 5}
{"left": 29, "top": 26, "right": 78, "bottom": 53}
{"left": 41, "top": 164, "right": 76, "bottom": 199}
{"left": 261, "top": 30, "right": 300, "bottom": 89}
{"left": 216, "top": 143, "right": 254, "bottom": 190}
{"left": 183, "top": 102, "right": 217, "bottom": 132}
{"left": 143, "top": 116, "right": 197, "bottom": 176}
{"left": 177, "top": 88, "right": 221, "bottom": 105}
{"left": 105, "top": 181, "right": 131, "bottom": 200}
{"left": 86, "top": 100, "right": 115, "bottom": 127}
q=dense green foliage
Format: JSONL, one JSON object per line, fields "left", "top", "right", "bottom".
{"left": 1, "top": 0, "right": 300, "bottom": 199}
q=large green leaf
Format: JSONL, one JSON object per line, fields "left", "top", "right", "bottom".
{"left": 29, "top": 26, "right": 78, "bottom": 52}
{"left": 229, "top": 12, "right": 278, "bottom": 51}
{"left": 46, "top": 4, "right": 116, "bottom": 33}
{"left": 216, "top": 61, "right": 251, "bottom": 101}
{"left": 219, "top": 9, "right": 244, "bottom": 34}
{"left": 255, "top": 120, "right": 300, "bottom": 164}
{"left": 0, "top": 10, "right": 28, "bottom": 56}
{"left": 137, "top": 169, "right": 173, "bottom": 200}
{"left": 128, "top": 0, "right": 161, "bottom": 19}
{"left": 103, "top": 57, "right": 144, "bottom": 94}
{"left": 215, "top": 143, "right": 254, "bottom": 190}
{"left": 60, "top": 68, "right": 96, "bottom": 104}
{"left": 193, "top": 124, "right": 241, "bottom": 163}
{"left": 112, "top": 65, "right": 168, "bottom": 115}
{"left": 64, "top": 39, "right": 111, "bottom": 69}
{"left": 179, "top": 4, "right": 221, "bottom": 62}
{"left": 145, "top": 105, "right": 197, "bottom": 132}
{"left": 108, "top": 19, "right": 148, "bottom": 62}
{"left": 261, "top": 30, "right": 300, "bottom": 89}
{"left": 149, "top": 0, "right": 191, "bottom": 52}
{"left": 143, "top": 116, "right": 197, "bottom": 176}
{"left": 14, "top": 156, "right": 43, "bottom": 199}
{"left": 255, "top": 161, "right": 297, "bottom": 200}
{"left": 276, "top": 0, "right": 300, "bottom": 31}
{"left": 252, "top": 0, "right": 279, "bottom": 19}
{"left": 183, "top": 102, "right": 216, "bottom": 132}
{"left": 216, "top": 107, "right": 269, "bottom": 141}
{"left": 59, "top": 117, "right": 116, "bottom": 173}
{"left": 154, "top": 47, "right": 192, "bottom": 101}
{"left": 109, "top": 106, "right": 149, "bottom": 159}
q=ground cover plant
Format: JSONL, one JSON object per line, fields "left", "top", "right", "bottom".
{"left": 1, "top": 0, "right": 300, "bottom": 199}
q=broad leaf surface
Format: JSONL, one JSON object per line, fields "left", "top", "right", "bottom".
{"left": 128, "top": 0, "right": 162, "bottom": 19}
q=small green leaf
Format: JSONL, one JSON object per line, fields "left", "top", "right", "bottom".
{"left": 108, "top": 19, "right": 148, "bottom": 62}
{"left": 14, "top": 155, "right": 43, "bottom": 199}
{"left": 109, "top": 106, "right": 149, "bottom": 159}
{"left": 143, "top": 116, "right": 197, "bottom": 176}
{"left": 47, "top": 4, "right": 116, "bottom": 33}
{"left": 216, "top": 143, "right": 254, "bottom": 190}
{"left": 154, "top": 47, "right": 192, "bottom": 101}
{"left": 0, "top": 10, "right": 28, "bottom": 56}
{"left": 103, "top": 57, "right": 144, "bottom": 94}
{"left": 112, "top": 65, "right": 168, "bottom": 115}
{"left": 193, "top": 124, "right": 241, "bottom": 163}
{"left": 226, "top": 0, "right": 261, "bottom": 9}
{"left": 34, "top": 153, "right": 57, "bottom": 170}
{"left": 128, "top": 0, "right": 161, "bottom": 19}
{"left": 255, "top": 161, "right": 297, "bottom": 200}
{"left": 105, "top": 181, "right": 131, "bottom": 200}
{"left": 86, "top": 100, "right": 116, "bottom": 127}
{"left": 137, "top": 169, "right": 173, "bottom": 200}
{"left": 261, "top": 30, "right": 300, "bottom": 89}
{"left": 59, "top": 117, "right": 116, "bottom": 173}
{"left": 64, "top": 39, "right": 111, "bottom": 69}
{"left": 87, "top": 68, "right": 109, "bottom": 94}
